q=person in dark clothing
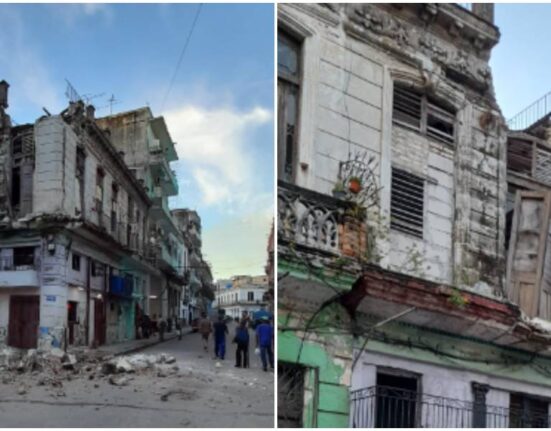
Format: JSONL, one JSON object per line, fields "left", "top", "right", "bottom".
{"left": 159, "top": 319, "right": 167, "bottom": 342}
{"left": 234, "top": 320, "right": 249, "bottom": 368}
{"left": 141, "top": 314, "right": 151, "bottom": 339}
{"left": 256, "top": 316, "right": 274, "bottom": 371}
{"left": 213, "top": 316, "right": 229, "bottom": 360}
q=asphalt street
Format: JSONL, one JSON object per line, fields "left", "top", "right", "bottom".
{"left": 0, "top": 326, "right": 274, "bottom": 427}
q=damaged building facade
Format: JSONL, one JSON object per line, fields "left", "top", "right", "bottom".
{"left": 0, "top": 82, "right": 213, "bottom": 351}
{"left": 278, "top": 3, "right": 551, "bottom": 428}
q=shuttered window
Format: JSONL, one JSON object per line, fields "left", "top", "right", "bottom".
{"left": 392, "top": 84, "right": 456, "bottom": 145}
{"left": 391, "top": 168, "right": 425, "bottom": 238}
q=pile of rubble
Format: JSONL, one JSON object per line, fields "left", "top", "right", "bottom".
{"left": 0, "top": 347, "right": 180, "bottom": 393}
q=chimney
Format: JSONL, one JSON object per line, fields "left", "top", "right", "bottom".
{"left": 0, "top": 80, "right": 9, "bottom": 109}
{"left": 471, "top": 3, "right": 494, "bottom": 24}
{"left": 86, "top": 104, "right": 95, "bottom": 119}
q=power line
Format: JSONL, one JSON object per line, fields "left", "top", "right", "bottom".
{"left": 160, "top": 3, "right": 203, "bottom": 111}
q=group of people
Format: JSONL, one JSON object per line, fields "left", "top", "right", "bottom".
{"left": 198, "top": 310, "right": 274, "bottom": 372}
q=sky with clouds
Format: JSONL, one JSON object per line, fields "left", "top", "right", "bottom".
{"left": 0, "top": 3, "right": 274, "bottom": 280}
{"left": 492, "top": 4, "right": 551, "bottom": 120}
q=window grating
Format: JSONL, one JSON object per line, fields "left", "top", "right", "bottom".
{"left": 391, "top": 168, "right": 425, "bottom": 238}
{"left": 392, "top": 84, "right": 456, "bottom": 145}
{"left": 535, "top": 146, "right": 551, "bottom": 186}
{"left": 278, "top": 362, "right": 306, "bottom": 428}
{"left": 507, "top": 138, "right": 533, "bottom": 175}
{"left": 393, "top": 86, "right": 422, "bottom": 130}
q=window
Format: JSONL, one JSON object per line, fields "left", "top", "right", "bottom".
{"left": 12, "top": 137, "right": 22, "bottom": 155}
{"left": 510, "top": 393, "right": 549, "bottom": 428}
{"left": 75, "top": 148, "right": 85, "bottom": 216}
{"left": 72, "top": 254, "right": 81, "bottom": 271}
{"left": 11, "top": 166, "right": 20, "bottom": 208}
{"left": 13, "top": 247, "right": 35, "bottom": 268}
{"left": 374, "top": 371, "right": 419, "bottom": 428}
{"left": 391, "top": 168, "right": 425, "bottom": 238}
{"left": 247, "top": 291, "right": 254, "bottom": 302}
{"left": 393, "top": 84, "right": 456, "bottom": 145}
{"left": 111, "top": 183, "right": 118, "bottom": 233}
{"left": 278, "top": 362, "right": 306, "bottom": 427}
{"left": 95, "top": 168, "right": 104, "bottom": 213}
{"left": 278, "top": 30, "right": 301, "bottom": 183}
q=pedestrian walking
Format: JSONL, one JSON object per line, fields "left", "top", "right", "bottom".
{"left": 198, "top": 312, "right": 212, "bottom": 352}
{"left": 234, "top": 320, "right": 249, "bottom": 368}
{"left": 213, "top": 315, "right": 229, "bottom": 360}
{"left": 255, "top": 316, "right": 274, "bottom": 372}
{"left": 159, "top": 318, "right": 166, "bottom": 342}
{"left": 176, "top": 317, "right": 182, "bottom": 341}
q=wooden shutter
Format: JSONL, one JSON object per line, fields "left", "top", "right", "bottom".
{"left": 506, "top": 190, "right": 551, "bottom": 317}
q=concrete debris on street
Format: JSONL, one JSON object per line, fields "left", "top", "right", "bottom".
{"left": 0, "top": 331, "right": 273, "bottom": 427}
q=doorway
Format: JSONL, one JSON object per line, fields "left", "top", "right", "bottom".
{"left": 93, "top": 298, "right": 106, "bottom": 346}
{"left": 8, "top": 295, "right": 39, "bottom": 349}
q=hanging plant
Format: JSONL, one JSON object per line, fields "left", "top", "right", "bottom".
{"left": 348, "top": 176, "right": 362, "bottom": 194}
{"left": 332, "top": 180, "right": 346, "bottom": 199}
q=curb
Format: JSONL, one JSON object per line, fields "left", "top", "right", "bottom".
{"left": 113, "top": 329, "right": 194, "bottom": 357}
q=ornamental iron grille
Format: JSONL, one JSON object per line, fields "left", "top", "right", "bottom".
{"left": 335, "top": 152, "right": 380, "bottom": 210}
{"left": 278, "top": 181, "right": 343, "bottom": 254}
{"left": 278, "top": 362, "right": 306, "bottom": 428}
{"left": 350, "top": 385, "right": 551, "bottom": 428}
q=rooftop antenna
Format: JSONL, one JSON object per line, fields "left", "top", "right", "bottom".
{"left": 81, "top": 92, "right": 105, "bottom": 105}
{"left": 108, "top": 94, "right": 118, "bottom": 115}
{"left": 64, "top": 79, "right": 82, "bottom": 103}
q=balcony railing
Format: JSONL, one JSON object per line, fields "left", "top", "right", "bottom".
{"left": 278, "top": 181, "right": 345, "bottom": 254}
{"left": 0, "top": 255, "right": 39, "bottom": 271}
{"left": 350, "top": 386, "right": 550, "bottom": 428}
{"left": 279, "top": 181, "right": 367, "bottom": 257}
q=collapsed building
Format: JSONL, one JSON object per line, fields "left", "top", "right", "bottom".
{"left": 277, "top": 3, "right": 551, "bottom": 428}
{"left": 0, "top": 81, "right": 214, "bottom": 351}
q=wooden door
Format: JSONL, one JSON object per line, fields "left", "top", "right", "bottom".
{"left": 94, "top": 298, "right": 106, "bottom": 346}
{"left": 8, "top": 295, "right": 39, "bottom": 349}
{"left": 507, "top": 191, "right": 551, "bottom": 317}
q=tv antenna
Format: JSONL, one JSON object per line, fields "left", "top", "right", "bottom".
{"left": 81, "top": 92, "right": 105, "bottom": 105}
{"left": 95, "top": 94, "right": 121, "bottom": 115}
{"left": 64, "top": 79, "right": 82, "bottom": 103}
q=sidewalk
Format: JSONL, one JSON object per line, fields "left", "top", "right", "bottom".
{"left": 68, "top": 327, "right": 194, "bottom": 359}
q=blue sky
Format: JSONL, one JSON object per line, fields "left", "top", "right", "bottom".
{"left": 492, "top": 4, "right": 551, "bottom": 120}
{"left": 0, "top": 3, "right": 274, "bottom": 280}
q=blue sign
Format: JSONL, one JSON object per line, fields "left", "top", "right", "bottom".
{"left": 45, "top": 295, "right": 56, "bottom": 302}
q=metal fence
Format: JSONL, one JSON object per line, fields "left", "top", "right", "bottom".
{"left": 350, "top": 386, "right": 550, "bottom": 428}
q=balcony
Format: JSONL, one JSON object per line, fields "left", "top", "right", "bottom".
{"left": 350, "top": 386, "right": 549, "bottom": 428}
{"left": 150, "top": 153, "right": 178, "bottom": 196}
{"left": 0, "top": 255, "right": 40, "bottom": 287}
{"left": 278, "top": 181, "right": 366, "bottom": 258}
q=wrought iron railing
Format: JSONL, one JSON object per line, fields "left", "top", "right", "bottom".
{"left": 508, "top": 91, "right": 551, "bottom": 131}
{"left": 350, "top": 386, "right": 550, "bottom": 428}
{"left": 278, "top": 181, "right": 349, "bottom": 254}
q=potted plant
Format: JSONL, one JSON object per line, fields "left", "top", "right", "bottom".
{"left": 348, "top": 176, "right": 362, "bottom": 194}
{"left": 332, "top": 180, "right": 346, "bottom": 199}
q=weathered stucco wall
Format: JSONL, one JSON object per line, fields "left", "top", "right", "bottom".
{"left": 279, "top": 3, "right": 507, "bottom": 294}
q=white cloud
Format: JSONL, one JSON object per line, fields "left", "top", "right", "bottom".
{"left": 52, "top": 4, "right": 113, "bottom": 27}
{"left": 164, "top": 105, "right": 272, "bottom": 208}
{"left": 0, "top": 7, "right": 63, "bottom": 118}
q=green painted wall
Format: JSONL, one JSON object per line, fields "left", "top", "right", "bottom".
{"left": 278, "top": 256, "right": 551, "bottom": 428}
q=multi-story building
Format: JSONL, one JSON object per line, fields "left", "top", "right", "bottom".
{"left": 0, "top": 88, "right": 158, "bottom": 349}
{"left": 216, "top": 275, "right": 268, "bottom": 319}
{"left": 172, "top": 208, "right": 213, "bottom": 323}
{"left": 265, "top": 221, "right": 275, "bottom": 312}
{"left": 0, "top": 81, "right": 211, "bottom": 350}
{"left": 96, "top": 108, "right": 187, "bottom": 322}
{"left": 278, "top": 3, "right": 551, "bottom": 428}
